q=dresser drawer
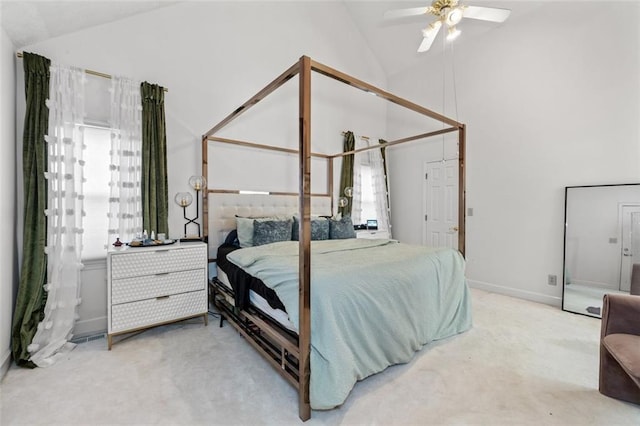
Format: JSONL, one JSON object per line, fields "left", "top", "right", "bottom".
{"left": 111, "top": 269, "right": 206, "bottom": 305}
{"left": 111, "top": 246, "right": 206, "bottom": 279}
{"left": 356, "top": 230, "right": 390, "bottom": 239}
{"left": 111, "top": 289, "right": 206, "bottom": 333}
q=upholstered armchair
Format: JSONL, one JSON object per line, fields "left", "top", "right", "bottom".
{"left": 599, "top": 293, "right": 640, "bottom": 405}
{"left": 631, "top": 264, "right": 640, "bottom": 296}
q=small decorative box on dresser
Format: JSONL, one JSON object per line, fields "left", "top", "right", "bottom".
{"left": 107, "top": 241, "right": 208, "bottom": 349}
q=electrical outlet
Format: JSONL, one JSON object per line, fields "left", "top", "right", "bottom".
{"left": 548, "top": 274, "right": 557, "bottom": 286}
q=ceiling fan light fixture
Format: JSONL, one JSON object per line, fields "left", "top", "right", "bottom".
{"left": 383, "top": 1, "right": 511, "bottom": 53}
{"left": 445, "top": 7, "right": 464, "bottom": 26}
{"left": 446, "top": 26, "right": 461, "bottom": 41}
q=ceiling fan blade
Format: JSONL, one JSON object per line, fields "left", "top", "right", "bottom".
{"left": 384, "top": 7, "right": 430, "bottom": 20}
{"left": 463, "top": 5, "right": 511, "bottom": 23}
{"left": 417, "top": 23, "right": 441, "bottom": 53}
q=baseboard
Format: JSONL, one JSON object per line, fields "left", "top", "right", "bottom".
{"left": 567, "top": 279, "right": 617, "bottom": 291}
{"left": 1, "top": 348, "right": 11, "bottom": 382}
{"left": 467, "top": 279, "right": 562, "bottom": 308}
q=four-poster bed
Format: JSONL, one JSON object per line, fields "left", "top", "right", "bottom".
{"left": 201, "top": 56, "right": 468, "bottom": 421}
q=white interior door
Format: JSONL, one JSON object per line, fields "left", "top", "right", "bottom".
{"left": 423, "top": 160, "right": 458, "bottom": 249}
{"left": 620, "top": 206, "right": 640, "bottom": 291}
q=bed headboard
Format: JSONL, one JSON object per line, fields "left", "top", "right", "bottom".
{"left": 207, "top": 193, "right": 332, "bottom": 259}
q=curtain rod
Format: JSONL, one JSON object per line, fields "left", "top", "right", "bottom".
{"left": 341, "top": 131, "right": 369, "bottom": 140}
{"left": 16, "top": 52, "right": 168, "bottom": 92}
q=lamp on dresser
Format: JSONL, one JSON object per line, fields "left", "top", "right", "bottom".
{"left": 175, "top": 175, "right": 206, "bottom": 241}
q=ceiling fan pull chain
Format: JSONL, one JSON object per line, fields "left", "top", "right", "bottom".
{"left": 451, "top": 41, "right": 459, "bottom": 124}
{"left": 441, "top": 32, "right": 447, "bottom": 163}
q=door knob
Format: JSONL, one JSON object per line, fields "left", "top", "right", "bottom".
{"left": 451, "top": 226, "right": 459, "bottom": 232}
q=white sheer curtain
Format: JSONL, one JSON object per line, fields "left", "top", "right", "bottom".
{"left": 28, "top": 64, "right": 87, "bottom": 367}
{"left": 370, "top": 140, "right": 391, "bottom": 236}
{"left": 350, "top": 136, "right": 391, "bottom": 234}
{"left": 107, "top": 76, "right": 143, "bottom": 244}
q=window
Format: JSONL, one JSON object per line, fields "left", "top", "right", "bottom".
{"left": 81, "top": 126, "right": 111, "bottom": 260}
{"left": 359, "top": 164, "right": 377, "bottom": 223}
{"left": 353, "top": 144, "right": 390, "bottom": 234}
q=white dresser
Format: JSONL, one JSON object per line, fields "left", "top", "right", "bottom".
{"left": 107, "top": 241, "right": 208, "bottom": 349}
{"left": 356, "top": 230, "right": 390, "bottom": 239}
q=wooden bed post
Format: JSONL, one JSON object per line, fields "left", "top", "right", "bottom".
{"left": 328, "top": 157, "right": 334, "bottom": 214}
{"left": 458, "top": 124, "right": 466, "bottom": 257}
{"left": 298, "top": 55, "right": 312, "bottom": 421}
{"left": 202, "top": 135, "right": 209, "bottom": 244}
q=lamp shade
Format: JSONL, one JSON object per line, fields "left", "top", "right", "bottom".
{"left": 189, "top": 175, "right": 207, "bottom": 191}
{"left": 175, "top": 192, "right": 193, "bottom": 207}
{"left": 344, "top": 186, "right": 354, "bottom": 197}
{"left": 446, "top": 26, "right": 461, "bottom": 41}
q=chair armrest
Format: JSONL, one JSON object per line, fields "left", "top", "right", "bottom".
{"left": 601, "top": 293, "right": 640, "bottom": 338}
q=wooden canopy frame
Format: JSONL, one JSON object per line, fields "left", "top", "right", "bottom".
{"left": 202, "top": 55, "right": 466, "bottom": 421}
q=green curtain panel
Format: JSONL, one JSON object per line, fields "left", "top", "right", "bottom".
{"left": 338, "top": 131, "right": 355, "bottom": 217}
{"left": 12, "top": 52, "right": 50, "bottom": 368}
{"left": 141, "top": 82, "right": 168, "bottom": 235}
{"left": 379, "top": 139, "right": 390, "bottom": 208}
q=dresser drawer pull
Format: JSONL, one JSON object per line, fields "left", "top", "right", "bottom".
{"left": 156, "top": 295, "right": 170, "bottom": 300}
{"left": 155, "top": 272, "right": 170, "bottom": 276}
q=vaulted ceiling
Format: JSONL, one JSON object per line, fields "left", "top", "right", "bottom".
{"left": 1, "top": 1, "right": 545, "bottom": 77}
{"left": 0, "top": 1, "right": 179, "bottom": 47}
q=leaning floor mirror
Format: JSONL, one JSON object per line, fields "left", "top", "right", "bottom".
{"left": 563, "top": 184, "right": 640, "bottom": 318}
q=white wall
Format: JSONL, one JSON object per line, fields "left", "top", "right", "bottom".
{"left": 1, "top": 26, "right": 17, "bottom": 378}
{"left": 388, "top": 2, "right": 640, "bottom": 305}
{"left": 17, "top": 1, "right": 387, "bottom": 337}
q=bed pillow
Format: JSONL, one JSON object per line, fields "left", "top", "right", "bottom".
{"left": 236, "top": 216, "right": 283, "bottom": 247}
{"left": 291, "top": 216, "right": 330, "bottom": 241}
{"left": 253, "top": 219, "right": 294, "bottom": 246}
{"left": 224, "top": 229, "right": 240, "bottom": 246}
{"left": 329, "top": 216, "right": 356, "bottom": 239}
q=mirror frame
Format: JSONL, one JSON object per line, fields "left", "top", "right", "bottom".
{"left": 562, "top": 183, "right": 640, "bottom": 318}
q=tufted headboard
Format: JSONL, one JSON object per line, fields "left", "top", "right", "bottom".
{"left": 207, "top": 193, "right": 332, "bottom": 259}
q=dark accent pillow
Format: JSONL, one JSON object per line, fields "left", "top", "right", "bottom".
{"left": 224, "top": 229, "right": 239, "bottom": 246}
{"left": 292, "top": 216, "right": 330, "bottom": 241}
{"left": 329, "top": 216, "right": 356, "bottom": 239}
{"left": 253, "top": 219, "right": 293, "bottom": 246}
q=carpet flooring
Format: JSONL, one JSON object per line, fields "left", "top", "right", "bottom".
{"left": 1, "top": 289, "right": 639, "bottom": 425}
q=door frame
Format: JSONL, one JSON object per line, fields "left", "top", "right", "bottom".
{"left": 423, "top": 157, "right": 461, "bottom": 251}
{"left": 618, "top": 202, "right": 640, "bottom": 291}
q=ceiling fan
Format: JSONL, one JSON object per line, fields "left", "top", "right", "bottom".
{"left": 384, "top": 0, "right": 511, "bottom": 53}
